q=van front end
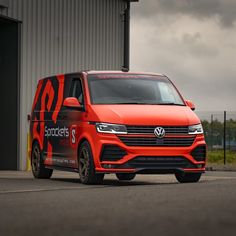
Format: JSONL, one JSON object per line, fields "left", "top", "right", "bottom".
{"left": 89, "top": 122, "right": 206, "bottom": 175}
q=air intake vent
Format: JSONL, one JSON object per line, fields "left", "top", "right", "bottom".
{"left": 100, "top": 145, "right": 127, "bottom": 162}
{"left": 119, "top": 156, "right": 197, "bottom": 169}
{"left": 191, "top": 145, "right": 206, "bottom": 162}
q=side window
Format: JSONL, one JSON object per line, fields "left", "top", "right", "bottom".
{"left": 69, "top": 79, "right": 84, "bottom": 105}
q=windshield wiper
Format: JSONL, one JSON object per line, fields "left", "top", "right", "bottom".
{"left": 157, "top": 103, "right": 185, "bottom": 106}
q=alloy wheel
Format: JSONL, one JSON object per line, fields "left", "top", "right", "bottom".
{"left": 32, "top": 145, "right": 41, "bottom": 172}
{"left": 79, "top": 147, "right": 90, "bottom": 180}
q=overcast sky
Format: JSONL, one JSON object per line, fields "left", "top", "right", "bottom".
{"left": 130, "top": 0, "right": 236, "bottom": 112}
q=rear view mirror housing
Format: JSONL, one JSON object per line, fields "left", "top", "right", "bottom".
{"left": 185, "top": 100, "right": 195, "bottom": 111}
{"left": 63, "top": 97, "right": 83, "bottom": 110}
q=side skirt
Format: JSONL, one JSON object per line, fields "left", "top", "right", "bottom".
{"left": 45, "top": 165, "right": 79, "bottom": 173}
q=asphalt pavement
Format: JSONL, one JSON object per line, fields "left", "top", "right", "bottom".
{"left": 0, "top": 171, "right": 236, "bottom": 236}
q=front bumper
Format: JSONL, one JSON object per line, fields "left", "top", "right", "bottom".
{"left": 89, "top": 129, "right": 206, "bottom": 174}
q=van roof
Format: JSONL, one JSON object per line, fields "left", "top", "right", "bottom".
{"left": 84, "top": 70, "right": 165, "bottom": 77}
{"left": 38, "top": 71, "right": 166, "bottom": 82}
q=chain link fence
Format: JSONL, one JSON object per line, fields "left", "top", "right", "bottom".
{"left": 196, "top": 111, "right": 236, "bottom": 164}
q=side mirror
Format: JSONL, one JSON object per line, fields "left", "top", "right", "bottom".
{"left": 63, "top": 97, "right": 83, "bottom": 110}
{"left": 185, "top": 100, "right": 195, "bottom": 111}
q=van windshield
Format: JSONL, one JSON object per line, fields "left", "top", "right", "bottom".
{"left": 87, "top": 74, "right": 185, "bottom": 105}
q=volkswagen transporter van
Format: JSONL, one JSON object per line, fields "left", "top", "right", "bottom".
{"left": 30, "top": 71, "right": 206, "bottom": 184}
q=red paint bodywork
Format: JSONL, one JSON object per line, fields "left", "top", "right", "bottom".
{"left": 30, "top": 71, "right": 206, "bottom": 174}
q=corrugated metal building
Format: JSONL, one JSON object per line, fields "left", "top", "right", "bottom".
{"left": 0, "top": 0, "right": 138, "bottom": 170}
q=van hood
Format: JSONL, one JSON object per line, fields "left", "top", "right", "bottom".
{"left": 89, "top": 105, "right": 200, "bottom": 126}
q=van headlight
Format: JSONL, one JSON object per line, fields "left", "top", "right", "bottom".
{"left": 96, "top": 123, "right": 127, "bottom": 134}
{"left": 188, "top": 124, "right": 203, "bottom": 135}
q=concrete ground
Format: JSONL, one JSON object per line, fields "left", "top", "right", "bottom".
{"left": 0, "top": 171, "right": 236, "bottom": 236}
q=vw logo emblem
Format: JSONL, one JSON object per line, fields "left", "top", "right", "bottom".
{"left": 154, "top": 127, "right": 165, "bottom": 139}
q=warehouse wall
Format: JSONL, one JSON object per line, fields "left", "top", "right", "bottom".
{"left": 1, "top": 0, "right": 126, "bottom": 170}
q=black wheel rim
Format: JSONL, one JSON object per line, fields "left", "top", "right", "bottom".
{"left": 32, "top": 146, "right": 40, "bottom": 172}
{"left": 79, "top": 147, "right": 90, "bottom": 180}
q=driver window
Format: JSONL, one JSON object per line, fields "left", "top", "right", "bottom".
{"left": 69, "top": 79, "right": 84, "bottom": 105}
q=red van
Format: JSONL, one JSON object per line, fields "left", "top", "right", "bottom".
{"left": 30, "top": 71, "right": 206, "bottom": 184}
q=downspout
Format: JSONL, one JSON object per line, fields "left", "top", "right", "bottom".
{"left": 123, "top": 0, "right": 130, "bottom": 71}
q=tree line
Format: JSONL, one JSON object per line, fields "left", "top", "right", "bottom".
{"left": 202, "top": 119, "right": 236, "bottom": 149}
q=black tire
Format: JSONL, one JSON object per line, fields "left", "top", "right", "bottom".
{"left": 31, "top": 142, "right": 53, "bottom": 179}
{"left": 78, "top": 141, "right": 104, "bottom": 184}
{"left": 116, "top": 173, "right": 136, "bottom": 181}
{"left": 175, "top": 172, "right": 202, "bottom": 183}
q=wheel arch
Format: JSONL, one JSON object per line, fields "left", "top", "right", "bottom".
{"left": 76, "top": 135, "right": 97, "bottom": 168}
{"left": 77, "top": 137, "right": 90, "bottom": 156}
{"left": 31, "top": 138, "right": 42, "bottom": 159}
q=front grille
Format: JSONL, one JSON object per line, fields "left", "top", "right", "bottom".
{"left": 191, "top": 145, "right": 206, "bottom": 162}
{"left": 100, "top": 145, "right": 127, "bottom": 161}
{"left": 119, "top": 136, "right": 195, "bottom": 147}
{"left": 126, "top": 125, "right": 189, "bottom": 134}
{"left": 118, "top": 156, "right": 197, "bottom": 169}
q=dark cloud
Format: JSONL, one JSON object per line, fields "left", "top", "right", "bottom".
{"left": 133, "top": 0, "right": 236, "bottom": 27}
{"left": 131, "top": 0, "right": 236, "bottom": 111}
{"left": 180, "top": 33, "right": 219, "bottom": 58}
